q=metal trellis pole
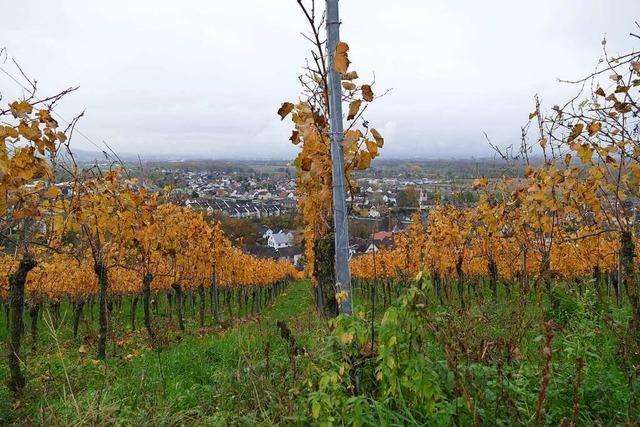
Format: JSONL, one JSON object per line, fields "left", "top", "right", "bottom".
{"left": 326, "top": 0, "right": 353, "bottom": 315}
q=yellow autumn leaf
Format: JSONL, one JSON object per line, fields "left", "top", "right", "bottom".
{"left": 572, "top": 143, "right": 593, "bottom": 164}
{"left": 37, "top": 109, "right": 53, "bottom": 122}
{"left": 0, "top": 125, "right": 19, "bottom": 141}
{"left": 334, "top": 41, "right": 350, "bottom": 74}
{"left": 587, "top": 121, "right": 601, "bottom": 136}
{"left": 341, "top": 130, "right": 361, "bottom": 152}
{"left": 342, "top": 81, "right": 356, "bottom": 91}
{"left": 9, "top": 101, "right": 33, "bottom": 119}
{"left": 347, "top": 99, "right": 361, "bottom": 121}
{"left": 365, "top": 139, "right": 378, "bottom": 158}
{"left": 277, "top": 102, "right": 294, "bottom": 120}
{"left": 371, "top": 128, "right": 384, "bottom": 147}
{"left": 564, "top": 153, "right": 572, "bottom": 167}
{"left": 341, "top": 71, "right": 359, "bottom": 81}
{"left": 18, "top": 121, "right": 42, "bottom": 142}
{"left": 335, "top": 290, "right": 349, "bottom": 304}
{"left": 473, "top": 177, "right": 488, "bottom": 189}
{"left": 568, "top": 123, "right": 584, "bottom": 143}
{"left": 289, "top": 130, "right": 300, "bottom": 145}
{"left": 301, "top": 156, "right": 312, "bottom": 171}
{"left": 589, "top": 166, "right": 605, "bottom": 180}
{"left": 361, "top": 84, "right": 374, "bottom": 102}
{"left": 357, "top": 150, "right": 372, "bottom": 169}
{"left": 45, "top": 186, "right": 61, "bottom": 198}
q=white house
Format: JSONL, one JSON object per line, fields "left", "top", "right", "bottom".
{"left": 365, "top": 243, "right": 379, "bottom": 253}
{"left": 268, "top": 231, "right": 294, "bottom": 249}
{"left": 261, "top": 227, "right": 274, "bottom": 240}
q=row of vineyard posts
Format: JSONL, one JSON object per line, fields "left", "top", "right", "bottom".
{"left": 0, "top": 94, "right": 298, "bottom": 396}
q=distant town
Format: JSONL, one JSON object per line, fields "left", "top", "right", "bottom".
{"left": 70, "top": 157, "right": 521, "bottom": 269}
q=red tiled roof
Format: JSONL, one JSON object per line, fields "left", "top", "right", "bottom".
{"left": 372, "top": 231, "right": 393, "bottom": 241}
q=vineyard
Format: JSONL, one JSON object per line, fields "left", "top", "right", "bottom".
{"left": 2, "top": 1, "right": 640, "bottom": 425}
{"left": 0, "top": 96, "right": 299, "bottom": 423}
{"left": 277, "top": 3, "right": 640, "bottom": 424}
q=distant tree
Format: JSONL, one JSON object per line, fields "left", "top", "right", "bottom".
{"left": 219, "top": 218, "right": 258, "bottom": 245}
{"left": 261, "top": 213, "right": 300, "bottom": 231}
{"left": 454, "top": 190, "right": 476, "bottom": 205}
{"left": 349, "top": 221, "right": 371, "bottom": 239}
{"left": 191, "top": 190, "right": 199, "bottom": 198}
{"left": 397, "top": 186, "right": 419, "bottom": 208}
{"left": 428, "top": 191, "right": 441, "bottom": 201}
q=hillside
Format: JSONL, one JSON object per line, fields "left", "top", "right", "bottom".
{"left": 0, "top": 280, "right": 323, "bottom": 425}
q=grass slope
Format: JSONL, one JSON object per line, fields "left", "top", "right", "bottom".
{"left": 0, "top": 280, "right": 324, "bottom": 426}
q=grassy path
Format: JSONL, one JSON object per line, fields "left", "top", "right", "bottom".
{"left": 1, "top": 280, "right": 324, "bottom": 425}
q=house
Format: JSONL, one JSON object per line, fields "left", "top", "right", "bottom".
{"left": 244, "top": 245, "right": 303, "bottom": 268}
{"left": 372, "top": 231, "right": 393, "bottom": 241}
{"left": 365, "top": 243, "right": 380, "bottom": 253}
{"left": 244, "top": 245, "right": 280, "bottom": 259}
{"left": 268, "top": 231, "right": 294, "bottom": 249}
{"left": 349, "top": 237, "right": 369, "bottom": 257}
{"left": 276, "top": 246, "right": 303, "bottom": 266}
{"left": 365, "top": 239, "right": 394, "bottom": 253}
{"left": 365, "top": 231, "right": 394, "bottom": 253}
{"left": 280, "top": 197, "right": 297, "bottom": 210}
{"left": 257, "top": 225, "right": 273, "bottom": 240}
{"left": 186, "top": 198, "right": 284, "bottom": 219}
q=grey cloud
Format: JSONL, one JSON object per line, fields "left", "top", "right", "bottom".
{"left": 1, "top": 0, "right": 638, "bottom": 159}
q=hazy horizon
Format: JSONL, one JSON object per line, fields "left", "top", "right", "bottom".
{"left": 68, "top": 147, "right": 531, "bottom": 163}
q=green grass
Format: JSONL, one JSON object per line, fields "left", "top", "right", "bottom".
{"left": 307, "top": 280, "right": 640, "bottom": 426}
{"left": 0, "top": 280, "right": 326, "bottom": 425}
{"left": 2, "top": 279, "right": 639, "bottom": 425}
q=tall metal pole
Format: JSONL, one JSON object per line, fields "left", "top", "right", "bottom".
{"left": 326, "top": 0, "right": 352, "bottom": 315}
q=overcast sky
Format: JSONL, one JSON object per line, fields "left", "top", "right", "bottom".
{"left": 1, "top": 1, "right": 638, "bottom": 159}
